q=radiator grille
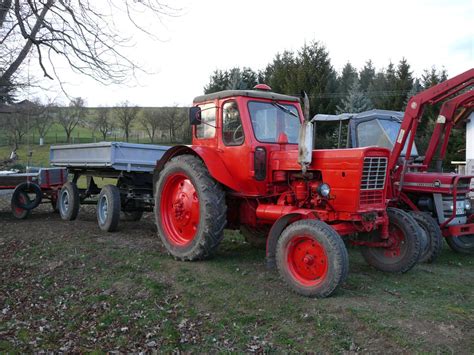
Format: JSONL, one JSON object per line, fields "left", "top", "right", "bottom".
{"left": 360, "top": 190, "right": 384, "bottom": 206}
{"left": 361, "top": 157, "right": 387, "bottom": 190}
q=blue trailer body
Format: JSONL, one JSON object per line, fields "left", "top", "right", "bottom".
{"left": 50, "top": 142, "right": 171, "bottom": 172}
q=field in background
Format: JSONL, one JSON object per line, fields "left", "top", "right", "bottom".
{"left": 0, "top": 204, "right": 473, "bottom": 352}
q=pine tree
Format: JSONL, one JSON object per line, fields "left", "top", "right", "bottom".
{"left": 336, "top": 80, "right": 373, "bottom": 114}
{"left": 359, "top": 60, "right": 375, "bottom": 92}
{"left": 394, "top": 58, "right": 413, "bottom": 110}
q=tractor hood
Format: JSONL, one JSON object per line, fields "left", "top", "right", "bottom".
{"left": 400, "top": 172, "right": 473, "bottom": 194}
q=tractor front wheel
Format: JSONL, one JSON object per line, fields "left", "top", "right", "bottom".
{"left": 361, "top": 208, "right": 422, "bottom": 273}
{"left": 276, "top": 219, "right": 349, "bottom": 298}
{"left": 446, "top": 235, "right": 474, "bottom": 254}
{"left": 155, "top": 155, "right": 227, "bottom": 260}
{"left": 410, "top": 211, "right": 443, "bottom": 263}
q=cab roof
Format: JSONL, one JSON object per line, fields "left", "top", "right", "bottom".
{"left": 193, "top": 89, "right": 300, "bottom": 104}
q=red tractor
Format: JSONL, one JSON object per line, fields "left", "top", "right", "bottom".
{"left": 152, "top": 85, "right": 422, "bottom": 298}
{"left": 313, "top": 69, "right": 474, "bottom": 260}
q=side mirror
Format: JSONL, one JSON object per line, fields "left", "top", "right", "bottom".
{"left": 189, "top": 106, "right": 202, "bottom": 125}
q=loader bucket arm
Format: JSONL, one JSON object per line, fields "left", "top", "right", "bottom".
{"left": 423, "top": 90, "right": 474, "bottom": 166}
{"left": 389, "top": 68, "right": 474, "bottom": 173}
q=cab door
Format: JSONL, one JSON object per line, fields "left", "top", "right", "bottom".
{"left": 217, "top": 99, "right": 254, "bottom": 194}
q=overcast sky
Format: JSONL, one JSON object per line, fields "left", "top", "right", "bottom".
{"left": 27, "top": 0, "right": 473, "bottom": 107}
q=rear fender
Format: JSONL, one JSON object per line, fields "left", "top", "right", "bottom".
{"left": 265, "top": 211, "right": 316, "bottom": 269}
{"left": 154, "top": 145, "right": 243, "bottom": 192}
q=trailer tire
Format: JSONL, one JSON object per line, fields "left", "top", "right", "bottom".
{"left": 361, "top": 208, "right": 422, "bottom": 273}
{"left": 59, "top": 182, "right": 80, "bottom": 221}
{"left": 11, "top": 182, "right": 42, "bottom": 210}
{"left": 155, "top": 155, "right": 227, "bottom": 261}
{"left": 11, "top": 190, "right": 32, "bottom": 219}
{"left": 276, "top": 219, "right": 349, "bottom": 298}
{"left": 410, "top": 211, "right": 443, "bottom": 263}
{"left": 97, "top": 185, "right": 121, "bottom": 232}
{"left": 445, "top": 235, "right": 474, "bottom": 254}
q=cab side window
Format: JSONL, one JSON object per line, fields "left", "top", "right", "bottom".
{"left": 222, "top": 101, "right": 244, "bottom": 146}
{"left": 196, "top": 103, "right": 216, "bottom": 139}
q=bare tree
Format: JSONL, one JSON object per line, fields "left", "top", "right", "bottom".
{"left": 116, "top": 101, "right": 140, "bottom": 142}
{"left": 0, "top": 1, "right": 179, "bottom": 96}
{"left": 94, "top": 106, "right": 113, "bottom": 141}
{"left": 57, "top": 97, "right": 85, "bottom": 143}
{"left": 2, "top": 99, "right": 38, "bottom": 148}
{"left": 33, "top": 98, "right": 55, "bottom": 145}
{"left": 140, "top": 109, "right": 161, "bottom": 143}
{"left": 160, "top": 106, "right": 187, "bottom": 143}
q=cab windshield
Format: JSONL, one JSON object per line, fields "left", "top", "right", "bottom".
{"left": 356, "top": 118, "right": 419, "bottom": 156}
{"left": 248, "top": 101, "right": 301, "bottom": 143}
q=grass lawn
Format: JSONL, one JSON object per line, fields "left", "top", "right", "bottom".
{"left": 0, "top": 206, "right": 472, "bottom": 352}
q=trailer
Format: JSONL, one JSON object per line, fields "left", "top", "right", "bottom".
{"left": 0, "top": 167, "right": 67, "bottom": 219}
{"left": 50, "top": 142, "right": 170, "bottom": 231}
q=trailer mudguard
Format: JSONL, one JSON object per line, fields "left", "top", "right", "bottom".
{"left": 154, "top": 145, "right": 244, "bottom": 192}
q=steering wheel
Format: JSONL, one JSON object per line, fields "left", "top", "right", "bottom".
{"left": 232, "top": 124, "right": 244, "bottom": 144}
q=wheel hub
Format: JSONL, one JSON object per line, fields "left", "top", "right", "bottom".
{"left": 160, "top": 173, "right": 200, "bottom": 246}
{"left": 287, "top": 235, "right": 328, "bottom": 286}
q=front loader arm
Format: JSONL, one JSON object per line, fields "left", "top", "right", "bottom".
{"left": 389, "top": 68, "right": 474, "bottom": 173}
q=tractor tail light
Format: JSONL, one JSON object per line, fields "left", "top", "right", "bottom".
{"left": 254, "top": 147, "right": 267, "bottom": 181}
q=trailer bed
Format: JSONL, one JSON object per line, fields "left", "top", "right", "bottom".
{"left": 50, "top": 142, "right": 171, "bottom": 173}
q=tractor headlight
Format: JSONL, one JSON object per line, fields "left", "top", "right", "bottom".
{"left": 318, "top": 183, "right": 331, "bottom": 197}
{"left": 449, "top": 203, "right": 454, "bottom": 211}
{"left": 465, "top": 200, "right": 471, "bottom": 211}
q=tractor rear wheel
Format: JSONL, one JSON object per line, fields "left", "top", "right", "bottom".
{"left": 155, "top": 155, "right": 227, "bottom": 260}
{"left": 410, "top": 211, "right": 443, "bottom": 263}
{"left": 445, "top": 235, "right": 474, "bottom": 254}
{"left": 361, "top": 208, "right": 422, "bottom": 273}
{"left": 276, "top": 219, "right": 349, "bottom": 298}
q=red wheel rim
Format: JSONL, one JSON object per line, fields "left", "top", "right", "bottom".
{"left": 160, "top": 173, "right": 200, "bottom": 246}
{"left": 13, "top": 193, "right": 27, "bottom": 217}
{"left": 286, "top": 235, "right": 328, "bottom": 286}
{"left": 384, "top": 224, "right": 407, "bottom": 258}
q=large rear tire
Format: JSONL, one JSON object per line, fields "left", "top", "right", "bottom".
{"left": 276, "top": 219, "right": 349, "bottom": 298}
{"left": 361, "top": 208, "right": 422, "bottom": 273}
{"left": 155, "top": 155, "right": 227, "bottom": 260}
{"left": 409, "top": 211, "right": 443, "bottom": 263}
{"left": 59, "top": 182, "right": 80, "bottom": 221}
{"left": 97, "top": 185, "right": 121, "bottom": 232}
{"left": 445, "top": 235, "right": 474, "bottom": 254}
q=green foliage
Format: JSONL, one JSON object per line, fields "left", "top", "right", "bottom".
{"left": 204, "top": 67, "right": 258, "bottom": 94}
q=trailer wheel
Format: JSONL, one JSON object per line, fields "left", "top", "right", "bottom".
{"left": 410, "top": 211, "right": 443, "bottom": 263}
{"left": 97, "top": 185, "right": 121, "bottom": 232}
{"left": 11, "top": 191, "right": 32, "bottom": 219}
{"left": 240, "top": 225, "right": 269, "bottom": 249}
{"left": 445, "top": 235, "right": 474, "bottom": 254}
{"left": 276, "top": 220, "right": 349, "bottom": 298}
{"left": 155, "top": 155, "right": 227, "bottom": 260}
{"left": 11, "top": 182, "right": 42, "bottom": 210}
{"left": 361, "top": 208, "right": 422, "bottom": 273}
{"left": 59, "top": 182, "right": 80, "bottom": 221}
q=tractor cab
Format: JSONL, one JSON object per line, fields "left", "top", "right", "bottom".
{"left": 313, "top": 109, "right": 419, "bottom": 157}
{"left": 189, "top": 84, "right": 304, "bottom": 196}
